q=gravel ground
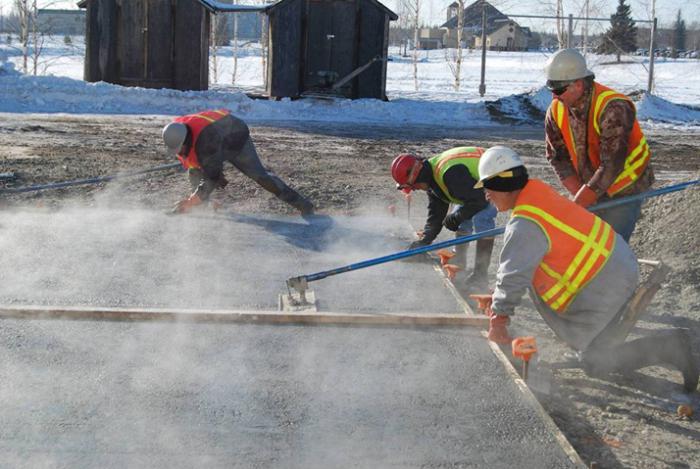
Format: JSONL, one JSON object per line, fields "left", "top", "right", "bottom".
{"left": 1, "top": 113, "right": 699, "bottom": 468}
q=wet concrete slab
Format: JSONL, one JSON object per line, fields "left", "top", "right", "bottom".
{"left": 0, "top": 320, "right": 580, "bottom": 468}
{"left": 0, "top": 209, "right": 462, "bottom": 313}
{"left": 0, "top": 208, "right": 581, "bottom": 468}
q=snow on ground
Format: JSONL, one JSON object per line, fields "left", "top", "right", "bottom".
{"left": 1, "top": 38, "right": 699, "bottom": 127}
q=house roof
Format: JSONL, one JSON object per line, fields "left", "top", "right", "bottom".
{"left": 263, "top": 0, "right": 397, "bottom": 20}
{"left": 440, "top": 0, "right": 508, "bottom": 30}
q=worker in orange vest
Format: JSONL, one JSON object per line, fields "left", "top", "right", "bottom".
{"left": 543, "top": 49, "right": 654, "bottom": 242}
{"left": 162, "top": 109, "right": 314, "bottom": 216}
{"left": 473, "top": 146, "right": 697, "bottom": 393}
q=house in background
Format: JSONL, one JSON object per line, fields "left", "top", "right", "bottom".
{"left": 418, "top": 28, "right": 445, "bottom": 49}
{"left": 441, "top": 0, "right": 529, "bottom": 51}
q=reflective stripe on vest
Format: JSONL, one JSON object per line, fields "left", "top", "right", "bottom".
{"left": 174, "top": 109, "right": 230, "bottom": 169}
{"left": 512, "top": 179, "right": 616, "bottom": 313}
{"left": 428, "top": 147, "right": 484, "bottom": 204}
{"left": 548, "top": 82, "right": 650, "bottom": 197}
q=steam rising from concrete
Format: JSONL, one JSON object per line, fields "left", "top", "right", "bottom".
{"left": 0, "top": 203, "right": 575, "bottom": 467}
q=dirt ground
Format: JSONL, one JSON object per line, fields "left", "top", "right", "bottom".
{"left": 1, "top": 112, "right": 699, "bottom": 468}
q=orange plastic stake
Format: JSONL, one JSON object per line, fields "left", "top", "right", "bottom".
{"left": 511, "top": 336, "right": 538, "bottom": 380}
{"left": 436, "top": 249, "right": 456, "bottom": 266}
{"left": 443, "top": 264, "right": 462, "bottom": 280}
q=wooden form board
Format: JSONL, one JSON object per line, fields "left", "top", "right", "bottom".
{"left": 0, "top": 305, "right": 488, "bottom": 328}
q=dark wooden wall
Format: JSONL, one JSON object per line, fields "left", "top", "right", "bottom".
{"left": 82, "top": 0, "right": 209, "bottom": 91}
{"left": 267, "top": 0, "right": 304, "bottom": 97}
{"left": 266, "top": 0, "right": 394, "bottom": 100}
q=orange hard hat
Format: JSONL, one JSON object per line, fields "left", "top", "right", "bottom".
{"left": 391, "top": 154, "right": 423, "bottom": 190}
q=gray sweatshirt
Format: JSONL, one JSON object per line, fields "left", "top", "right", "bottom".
{"left": 492, "top": 217, "right": 639, "bottom": 351}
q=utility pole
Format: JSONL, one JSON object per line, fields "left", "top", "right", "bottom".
{"left": 479, "top": 1, "right": 486, "bottom": 97}
{"left": 647, "top": 0, "right": 657, "bottom": 94}
{"left": 583, "top": 0, "right": 589, "bottom": 55}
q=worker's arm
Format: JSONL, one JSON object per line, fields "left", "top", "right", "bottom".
{"left": 491, "top": 218, "right": 549, "bottom": 316}
{"left": 586, "top": 99, "right": 635, "bottom": 197}
{"left": 420, "top": 192, "right": 449, "bottom": 243}
{"left": 441, "top": 166, "right": 488, "bottom": 228}
{"left": 545, "top": 108, "right": 579, "bottom": 183}
{"left": 190, "top": 126, "right": 227, "bottom": 201}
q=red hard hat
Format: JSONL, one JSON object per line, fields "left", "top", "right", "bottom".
{"left": 391, "top": 154, "right": 422, "bottom": 189}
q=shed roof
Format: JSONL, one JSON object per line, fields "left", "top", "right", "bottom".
{"left": 263, "top": 0, "right": 398, "bottom": 20}
{"left": 77, "top": 0, "right": 264, "bottom": 13}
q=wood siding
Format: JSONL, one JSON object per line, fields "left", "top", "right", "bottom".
{"left": 83, "top": 0, "right": 209, "bottom": 91}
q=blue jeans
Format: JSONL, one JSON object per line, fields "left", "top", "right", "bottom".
{"left": 454, "top": 203, "right": 498, "bottom": 234}
{"left": 595, "top": 199, "right": 642, "bottom": 242}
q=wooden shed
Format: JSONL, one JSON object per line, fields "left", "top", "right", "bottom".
{"left": 78, "top": 0, "right": 214, "bottom": 91}
{"left": 263, "top": 0, "right": 397, "bottom": 100}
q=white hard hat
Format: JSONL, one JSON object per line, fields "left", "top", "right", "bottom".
{"left": 544, "top": 48, "right": 594, "bottom": 84}
{"left": 474, "top": 146, "right": 524, "bottom": 189}
{"left": 162, "top": 122, "right": 188, "bottom": 153}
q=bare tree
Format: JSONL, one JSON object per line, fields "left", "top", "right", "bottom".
{"left": 400, "top": 0, "right": 421, "bottom": 90}
{"left": 231, "top": 12, "right": 239, "bottom": 86}
{"left": 14, "top": 0, "right": 29, "bottom": 73}
{"left": 445, "top": 0, "right": 465, "bottom": 91}
{"left": 260, "top": 2, "right": 268, "bottom": 85}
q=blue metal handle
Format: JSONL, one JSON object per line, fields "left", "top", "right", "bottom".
{"left": 0, "top": 162, "right": 182, "bottom": 195}
{"left": 296, "top": 179, "right": 700, "bottom": 285}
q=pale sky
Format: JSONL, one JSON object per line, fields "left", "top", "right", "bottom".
{"left": 0, "top": 0, "right": 698, "bottom": 29}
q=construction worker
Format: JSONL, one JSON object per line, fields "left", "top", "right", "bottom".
{"left": 163, "top": 109, "right": 314, "bottom": 215}
{"left": 543, "top": 48, "right": 654, "bottom": 241}
{"left": 473, "top": 146, "right": 698, "bottom": 393}
{"left": 390, "top": 147, "right": 497, "bottom": 285}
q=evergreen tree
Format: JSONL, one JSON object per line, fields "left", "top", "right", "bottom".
{"left": 597, "top": 0, "right": 637, "bottom": 63}
{"left": 673, "top": 10, "right": 686, "bottom": 58}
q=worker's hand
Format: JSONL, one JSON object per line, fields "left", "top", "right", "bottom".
{"left": 561, "top": 175, "right": 583, "bottom": 196}
{"left": 442, "top": 213, "right": 463, "bottom": 232}
{"left": 408, "top": 238, "right": 431, "bottom": 250}
{"left": 172, "top": 194, "right": 202, "bottom": 214}
{"left": 469, "top": 294, "right": 493, "bottom": 313}
{"left": 488, "top": 315, "right": 512, "bottom": 344}
{"left": 573, "top": 185, "right": 597, "bottom": 208}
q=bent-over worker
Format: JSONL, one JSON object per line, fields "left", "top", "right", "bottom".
{"left": 390, "top": 147, "right": 497, "bottom": 285}
{"left": 162, "top": 109, "right": 314, "bottom": 215}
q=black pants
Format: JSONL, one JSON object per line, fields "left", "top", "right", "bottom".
{"left": 583, "top": 329, "right": 699, "bottom": 393}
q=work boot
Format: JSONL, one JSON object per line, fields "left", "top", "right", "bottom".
{"left": 453, "top": 231, "right": 469, "bottom": 269}
{"left": 279, "top": 189, "right": 315, "bottom": 216}
{"left": 465, "top": 237, "right": 494, "bottom": 287}
{"left": 584, "top": 329, "right": 699, "bottom": 393}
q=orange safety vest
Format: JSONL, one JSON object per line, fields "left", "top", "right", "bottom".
{"left": 512, "top": 179, "right": 616, "bottom": 313}
{"left": 549, "top": 82, "right": 650, "bottom": 197}
{"left": 174, "top": 109, "right": 230, "bottom": 169}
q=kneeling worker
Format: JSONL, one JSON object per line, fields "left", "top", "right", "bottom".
{"left": 474, "top": 145, "right": 698, "bottom": 393}
{"left": 390, "top": 146, "right": 497, "bottom": 285}
{"left": 163, "top": 109, "right": 314, "bottom": 215}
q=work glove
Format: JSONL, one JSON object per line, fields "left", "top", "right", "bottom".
{"left": 469, "top": 294, "right": 493, "bottom": 314}
{"left": 573, "top": 184, "right": 598, "bottom": 208}
{"left": 488, "top": 315, "right": 512, "bottom": 345}
{"left": 561, "top": 175, "right": 583, "bottom": 196}
{"left": 442, "top": 213, "right": 464, "bottom": 232}
{"left": 172, "top": 194, "right": 202, "bottom": 214}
